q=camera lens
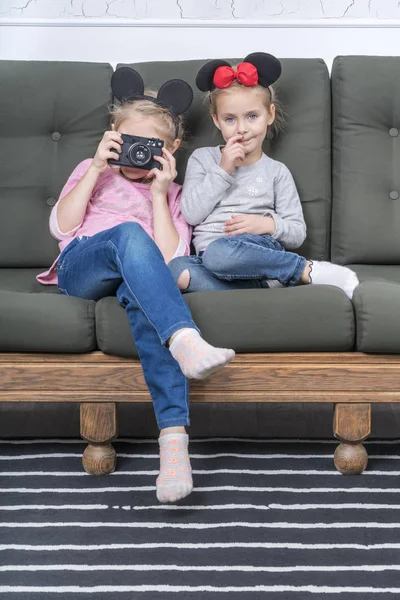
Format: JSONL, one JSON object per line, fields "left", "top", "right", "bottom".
{"left": 128, "top": 143, "right": 151, "bottom": 167}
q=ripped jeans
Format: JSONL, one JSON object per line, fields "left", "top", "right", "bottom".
{"left": 168, "top": 234, "right": 307, "bottom": 292}
{"left": 57, "top": 222, "right": 199, "bottom": 430}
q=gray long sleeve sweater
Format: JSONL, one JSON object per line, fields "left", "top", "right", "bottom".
{"left": 181, "top": 146, "right": 307, "bottom": 254}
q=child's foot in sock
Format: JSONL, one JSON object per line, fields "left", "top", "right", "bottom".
{"left": 309, "top": 261, "right": 359, "bottom": 299}
{"left": 156, "top": 433, "right": 193, "bottom": 503}
{"left": 169, "top": 329, "right": 235, "bottom": 380}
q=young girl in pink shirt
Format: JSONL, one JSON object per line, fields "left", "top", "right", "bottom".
{"left": 38, "top": 68, "right": 235, "bottom": 504}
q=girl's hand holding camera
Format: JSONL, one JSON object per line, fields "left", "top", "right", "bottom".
{"left": 149, "top": 148, "right": 178, "bottom": 198}
{"left": 220, "top": 134, "right": 246, "bottom": 175}
{"left": 91, "top": 130, "right": 123, "bottom": 173}
{"left": 224, "top": 214, "right": 276, "bottom": 236}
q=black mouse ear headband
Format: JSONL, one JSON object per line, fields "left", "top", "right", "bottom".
{"left": 111, "top": 67, "right": 194, "bottom": 136}
{"left": 196, "top": 52, "right": 282, "bottom": 92}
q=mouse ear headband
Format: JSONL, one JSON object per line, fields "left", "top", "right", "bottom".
{"left": 196, "top": 52, "right": 282, "bottom": 92}
{"left": 111, "top": 67, "right": 194, "bottom": 136}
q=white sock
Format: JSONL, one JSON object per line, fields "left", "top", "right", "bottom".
{"left": 169, "top": 328, "right": 235, "bottom": 380}
{"left": 156, "top": 433, "right": 193, "bottom": 504}
{"left": 267, "top": 279, "right": 284, "bottom": 289}
{"left": 309, "top": 261, "right": 359, "bottom": 299}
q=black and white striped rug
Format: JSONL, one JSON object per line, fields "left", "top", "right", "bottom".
{"left": 1, "top": 437, "right": 400, "bottom": 599}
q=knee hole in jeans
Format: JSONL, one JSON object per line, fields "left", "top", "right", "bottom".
{"left": 177, "top": 269, "right": 191, "bottom": 292}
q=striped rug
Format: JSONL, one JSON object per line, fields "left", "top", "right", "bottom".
{"left": 1, "top": 438, "right": 400, "bottom": 599}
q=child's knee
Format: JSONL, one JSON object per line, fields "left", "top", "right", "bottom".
{"left": 202, "top": 238, "right": 234, "bottom": 274}
{"left": 177, "top": 269, "right": 190, "bottom": 291}
{"left": 113, "top": 222, "right": 152, "bottom": 256}
{"left": 115, "top": 221, "right": 145, "bottom": 240}
{"left": 168, "top": 257, "right": 190, "bottom": 287}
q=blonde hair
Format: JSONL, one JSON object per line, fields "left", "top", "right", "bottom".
{"left": 109, "top": 90, "right": 184, "bottom": 147}
{"left": 207, "top": 80, "right": 285, "bottom": 138}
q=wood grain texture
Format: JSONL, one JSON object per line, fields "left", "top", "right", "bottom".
{"left": 334, "top": 443, "right": 369, "bottom": 475}
{"left": 0, "top": 353, "right": 400, "bottom": 403}
{"left": 333, "top": 404, "right": 371, "bottom": 475}
{"left": 0, "top": 351, "right": 391, "bottom": 477}
{"left": 0, "top": 352, "right": 400, "bottom": 403}
{"left": 333, "top": 403, "right": 371, "bottom": 442}
{"left": 82, "top": 443, "right": 116, "bottom": 476}
{"left": 2, "top": 390, "right": 400, "bottom": 403}
{"left": 80, "top": 402, "right": 117, "bottom": 475}
{"left": 80, "top": 403, "right": 117, "bottom": 475}
{"left": 0, "top": 352, "right": 399, "bottom": 364}
{"left": 0, "top": 364, "right": 396, "bottom": 393}
{"left": 80, "top": 403, "right": 117, "bottom": 443}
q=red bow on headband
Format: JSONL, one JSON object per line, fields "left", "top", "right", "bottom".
{"left": 213, "top": 62, "right": 259, "bottom": 89}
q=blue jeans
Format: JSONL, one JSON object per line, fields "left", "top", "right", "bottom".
{"left": 57, "top": 222, "right": 198, "bottom": 430}
{"left": 169, "top": 234, "right": 307, "bottom": 292}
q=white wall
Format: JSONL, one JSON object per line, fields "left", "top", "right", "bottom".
{"left": 2, "top": 0, "right": 400, "bottom": 20}
{"left": 1, "top": 0, "right": 400, "bottom": 70}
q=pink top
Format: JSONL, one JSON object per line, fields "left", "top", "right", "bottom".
{"left": 37, "top": 159, "right": 192, "bottom": 285}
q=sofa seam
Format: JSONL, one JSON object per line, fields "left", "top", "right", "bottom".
{"left": 87, "top": 299, "right": 97, "bottom": 352}
{"left": 354, "top": 289, "right": 366, "bottom": 352}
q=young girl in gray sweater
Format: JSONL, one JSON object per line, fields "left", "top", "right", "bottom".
{"left": 169, "top": 52, "right": 359, "bottom": 299}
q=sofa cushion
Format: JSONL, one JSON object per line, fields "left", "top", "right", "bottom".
{"left": 0, "top": 291, "right": 96, "bottom": 352}
{"left": 0, "top": 61, "right": 112, "bottom": 268}
{"left": 353, "top": 281, "right": 400, "bottom": 353}
{"left": 96, "top": 296, "right": 139, "bottom": 359}
{"left": 348, "top": 265, "right": 400, "bottom": 284}
{"left": 332, "top": 56, "right": 400, "bottom": 265}
{"left": 96, "top": 286, "right": 355, "bottom": 357}
{"left": 120, "top": 58, "right": 332, "bottom": 262}
{"left": 0, "top": 269, "right": 59, "bottom": 293}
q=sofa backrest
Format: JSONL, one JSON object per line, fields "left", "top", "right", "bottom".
{"left": 0, "top": 58, "right": 331, "bottom": 268}
{"left": 0, "top": 61, "right": 112, "bottom": 267}
{"left": 122, "top": 58, "right": 332, "bottom": 261}
{"left": 331, "top": 56, "right": 400, "bottom": 265}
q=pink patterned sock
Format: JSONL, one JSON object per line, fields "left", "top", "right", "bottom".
{"left": 156, "top": 433, "right": 193, "bottom": 504}
{"left": 169, "top": 329, "right": 235, "bottom": 380}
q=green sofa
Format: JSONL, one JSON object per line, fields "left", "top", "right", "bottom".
{"left": 0, "top": 57, "right": 398, "bottom": 474}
